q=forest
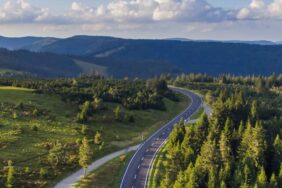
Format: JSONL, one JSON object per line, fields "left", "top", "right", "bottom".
{"left": 150, "top": 73, "right": 282, "bottom": 188}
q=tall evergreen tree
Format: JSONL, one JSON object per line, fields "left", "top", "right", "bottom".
{"left": 6, "top": 160, "right": 14, "bottom": 188}
{"left": 278, "top": 163, "right": 282, "bottom": 187}
{"left": 273, "top": 135, "right": 282, "bottom": 173}
{"left": 79, "top": 137, "right": 92, "bottom": 177}
{"left": 94, "top": 131, "right": 102, "bottom": 145}
{"left": 256, "top": 167, "right": 267, "bottom": 188}
{"left": 219, "top": 132, "right": 233, "bottom": 168}
{"left": 208, "top": 168, "right": 217, "bottom": 188}
{"left": 269, "top": 173, "right": 278, "bottom": 188}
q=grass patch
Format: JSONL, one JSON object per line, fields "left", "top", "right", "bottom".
{"left": 0, "top": 86, "right": 34, "bottom": 91}
{"left": 75, "top": 152, "right": 134, "bottom": 188}
{"left": 74, "top": 59, "right": 108, "bottom": 77}
{"left": 190, "top": 106, "right": 204, "bottom": 120}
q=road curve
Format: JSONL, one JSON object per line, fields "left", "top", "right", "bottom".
{"left": 120, "top": 87, "right": 202, "bottom": 188}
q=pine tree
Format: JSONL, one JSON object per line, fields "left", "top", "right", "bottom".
{"left": 186, "top": 168, "right": 199, "bottom": 188}
{"left": 114, "top": 106, "right": 121, "bottom": 121}
{"left": 220, "top": 181, "right": 227, "bottom": 188}
{"left": 238, "top": 120, "right": 245, "bottom": 138}
{"left": 79, "top": 137, "right": 92, "bottom": 177}
{"left": 208, "top": 168, "right": 217, "bottom": 188}
{"left": 173, "top": 171, "right": 185, "bottom": 188}
{"left": 77, "top": 101, "right": 91, "bottom": 122}
{"left": 6, "top": 160, "right": 14, "bottom": 188}
{"left": 197, "top": 137, "right": 220, "bottom": 173}
{"left": 195, "top": 114, "right": 209, "bottom": 144}
{"left": 238, "top": 121, "right": 252, "bottom": 165}
{"left": 239, "top": 121, "right": 266, "bottom": 167}
{"left": 94, "top": 131, "right": 102, "bottom": 145}
{"left": 233, "top": 168, "right": 243, "bottom": 188}
{"left": 278, "top": 163, "right": 282, "bottom": 187}
{"left": 219, "top": 132, "right": 233, "bottom": 168}
{"left": 256, "top": 166, "right": 267, "bottom": 188}
{"left": 273, "top": 135, "right": 282, "bottom": 173}
{"left": 251, "top": 100, "right": 258, "bottom": 121}
{"left": 92, "top": 97, "right": 103, "bottom": 110}
{"left": 39, "top": 168, "right": 47, "bottom": 179}
{"left": 223, "top": 118, "right": 233, "bottom": 138}
{"left": 243, "top": 164, "right": 252, "bottom": 186}
{"left": 252, "top": 122, "right": 266, "bottom": 167}
{"left": 269, "top": 173, "right": 278, "bottom": 188}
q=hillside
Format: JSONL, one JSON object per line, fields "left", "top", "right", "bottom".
{"left": 26, "top": 36, "right": 282, "bottom": 77}
{"left": 0, "top": 48, "right": 81, "bottom": 78}
{"left": 1, "top": 36, "right": 282, "bottom": 78}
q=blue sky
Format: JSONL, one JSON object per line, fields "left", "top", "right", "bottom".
{"left": 0, "top": 0, "right": 281, "bottom": 40}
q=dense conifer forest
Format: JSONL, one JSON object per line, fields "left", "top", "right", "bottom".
{"left": 151, "top": 73, "right": 282, "bottom": 188}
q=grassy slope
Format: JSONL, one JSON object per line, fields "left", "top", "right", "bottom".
{"left": 75, "top": 152, "right": 134, "bottom": 188}
{"left": 190, "top": 106, "right": 204, "bottom": 120}
{"left": 74, "top": 59, "right": 108, "bottom": 77}
{"left": 0, "top": 87, "right": 78, "bottom": 165}
{"left": 0, "top": 86, "right": 190, "bottom": 186}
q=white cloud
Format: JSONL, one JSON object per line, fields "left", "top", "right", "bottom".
{"left": 0, "top": 0, "right": 47, "bottom": 23}
{"left": 237, "top": 0, "right": 282, "bottom": 20}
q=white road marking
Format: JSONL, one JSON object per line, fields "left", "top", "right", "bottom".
{"left": 134, "top": 174, "right": 137, "bottom": 179}
{"left": 141, "top": 157, "right": 144, "bottom": 161}
{"left": 138, "top": 165, "right": 140, "bottom": 169}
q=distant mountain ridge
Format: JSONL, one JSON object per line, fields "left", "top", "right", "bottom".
{"left": 166, "top": 38, "right": 279, "bottom": 45}
{"left": 0, "top": 35, "right": 282, "bottom": 78}
{"left": 0, "top": 36, "right": 59, "bottom": 50}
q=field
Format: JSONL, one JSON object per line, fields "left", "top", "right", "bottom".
{"left": 0, "top": 86, "right": 190, "bottom": 187}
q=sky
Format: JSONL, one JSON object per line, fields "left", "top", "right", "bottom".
{"left": 0, "top": 0, "right": 281, "bottom": 41}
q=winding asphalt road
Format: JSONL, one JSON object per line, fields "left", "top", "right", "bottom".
{"left": 120, "top": 87, "right": 203, "bottom": 188}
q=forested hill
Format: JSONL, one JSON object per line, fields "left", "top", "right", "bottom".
{"left": 0, "top": 48, "right": 81, "bottom": 78}
{"left": 1, "top": 36, "right": 282, "bottom": 78}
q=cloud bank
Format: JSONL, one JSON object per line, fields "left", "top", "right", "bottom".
{"left": 0, "top": 0, "right": 282, "bottom": 40}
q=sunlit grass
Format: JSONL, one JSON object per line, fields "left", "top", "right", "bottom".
{"left": 0, "top": 86, "right": 34, "bottom": 91}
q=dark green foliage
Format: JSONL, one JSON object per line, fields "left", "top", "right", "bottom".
{"left": 156, "top": 77, "right": 282, "bottom": 188}
{"left": 0, "top": 48, "right": 81, "bottom": 78}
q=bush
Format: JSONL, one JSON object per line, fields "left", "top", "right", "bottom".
{"left": 31, "top": 125, "right": 38, "bottom": 131}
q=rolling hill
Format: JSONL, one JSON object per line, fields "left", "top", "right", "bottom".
{"left": 0, "top": 48, "right": 81, "bottom": 78}
{"left": 0, "top": 35, "right": 282, "bottom": 78}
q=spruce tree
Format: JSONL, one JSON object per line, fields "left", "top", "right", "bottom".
{"left": 6, "top": 160, "right": 14, "bottom": 188}
{"left": 79, "top": 137, "right": 92, "bottom": 177}
{"left": 94, "top": 131, "right": 102, "bottom": 145}
{"left": 278, "top": 163, "right": 282, "bottom": 187}
{"left": 273, "top": 135, "right": 282, "bottom": 173}
{"left": 219, "top": 132, "right": 233, "bottom": 167}
{"left": 251, "top": 100, "right": 258, "bottom": 121}
{"left": 252, "top": 121, "right": 266, "bottom": 167}
{"left": 269, "top": 173, "right": 278, "bottom": 188}
{"left": 114, "top": 106, "right": 121, "bottom": 121}
{"left": 238, "top": 120, "right": 245, "bottom": 138}
{"left": 256, "top": 166, "right": 267, "bottom": 188}
{"left": 220, "top": 181, "right": 227, "bottom": 188}
{"left": 208, "top": 168, "right": 217, "bottom": 188}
